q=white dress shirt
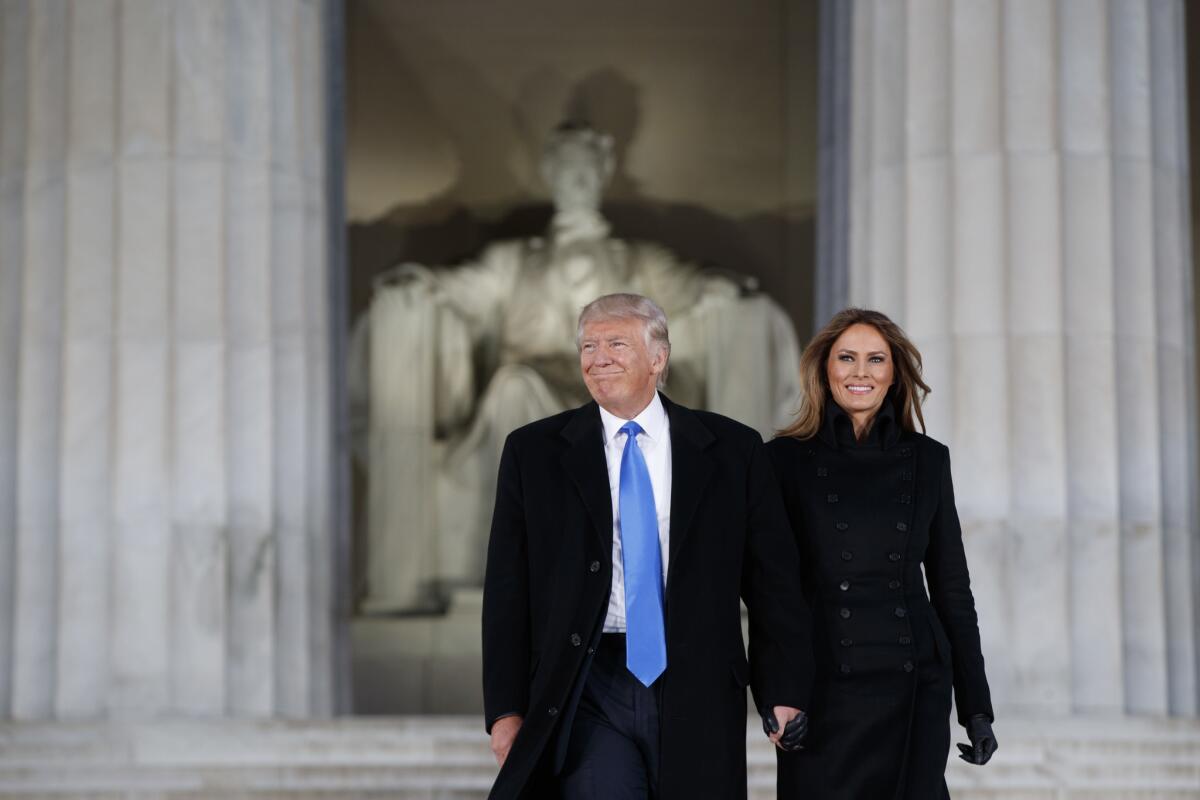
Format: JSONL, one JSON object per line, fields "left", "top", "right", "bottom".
{"left": 599, "top": 392, "right": 672, "bottom": 633}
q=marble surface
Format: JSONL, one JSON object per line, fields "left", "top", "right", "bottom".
{"left": 0, "top": 716, "right": 1197, "bottom": 799}
{"left": 0, "top": 0, "right": 335, "bottom": 719}
{"left": 826, "top": 0, "right": 1199, "bottom": 718}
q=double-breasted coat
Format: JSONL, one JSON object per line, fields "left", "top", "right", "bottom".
{"left": 482, "top": 395, "right": 814, "bottom": 799}
{"left": 766, "top": 399, "right": 993, "bottom": 800}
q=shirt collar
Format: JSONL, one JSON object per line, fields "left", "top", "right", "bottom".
{"left": 599, "top": 391, "right": 668, "bottom": 447}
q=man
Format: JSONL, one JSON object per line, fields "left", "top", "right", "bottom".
{"left": 482, "top": 293, "right": 813, "bottom": 799}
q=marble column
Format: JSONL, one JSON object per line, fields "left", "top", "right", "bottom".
{"left": 0, "top": 0, "right": 336, "bottom": 719}
{"left": 820, "top": 0, "right": 1197, "bottom": 716}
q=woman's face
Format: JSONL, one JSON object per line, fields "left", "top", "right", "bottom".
{"left": 826, "top": 323, "right": 894, "bottom": 421}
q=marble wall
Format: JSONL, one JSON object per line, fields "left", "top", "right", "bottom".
{"left": 0, "top": 0, "right": 337, "bottom": 720}
{"left": 823, "top": 0, "right": 1199, "bottom": 718}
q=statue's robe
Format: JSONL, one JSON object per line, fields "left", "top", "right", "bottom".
{"left": 349, "top": 234, "right": 801, "bottom": 612}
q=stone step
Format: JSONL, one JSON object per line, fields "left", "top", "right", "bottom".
{"left": 0, "top": 716, "right": 1197, "bottom": 799}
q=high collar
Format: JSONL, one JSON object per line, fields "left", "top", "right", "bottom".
{"left": 817, "top": 390, "right": 902, "bottom": 451}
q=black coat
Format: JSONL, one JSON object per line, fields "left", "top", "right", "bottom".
{"left": 766, "top": 400, "right": 992, "bottom": 800}
{"left": 482, "top": 394, "right": 814, "bottom": 800}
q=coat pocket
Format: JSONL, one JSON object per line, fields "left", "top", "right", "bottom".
{"left": 927, "top": 613, "right": 952, "bottom": 666}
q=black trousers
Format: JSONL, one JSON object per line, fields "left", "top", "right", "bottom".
{"left": 558, "top": 633, "right": 661, "bottom": 800}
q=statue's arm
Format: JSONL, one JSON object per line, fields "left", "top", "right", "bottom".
{"left": 385, "top": 245, "right": 521, "bottom": 340}
{"left": 361, "top": 246, "right": 521, "bottom": 433}
{"left": 633, "top": 242, "right": 741, "bottom": 312}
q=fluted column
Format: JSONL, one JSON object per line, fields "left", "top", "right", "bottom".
{"left": 0, "top": 0, "right": 336, "bottom": 719}
{"left": 822, "top": 0, "right": 1197, "bottom": 716}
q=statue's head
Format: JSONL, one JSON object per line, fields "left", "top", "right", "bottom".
{"left": 539, "top": 122, "right": 615, "bottom": 214}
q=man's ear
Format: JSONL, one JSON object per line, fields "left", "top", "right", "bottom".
{"left": 650, "top": 346, "right": 668, "bottom": 375}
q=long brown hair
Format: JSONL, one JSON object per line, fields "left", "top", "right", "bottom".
{"left": 778, "top": 308, "right": 931, "bottom": 440}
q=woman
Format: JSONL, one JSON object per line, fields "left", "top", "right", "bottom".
{"left": 767, "top": 308, "right": 996, "bottom": 799}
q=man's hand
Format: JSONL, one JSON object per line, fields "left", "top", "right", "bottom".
{"left": 761, "top": 705, "right": 809, "bottom": 751}
{"left": 490, "top": 714, "right": 524, "bottom": 767}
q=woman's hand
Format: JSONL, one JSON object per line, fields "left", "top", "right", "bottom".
{"left": 761, "top": 706, "right": 809, "bottom": 751}
{"left": 957, "top": 714, "right": 997, "bottom": 765}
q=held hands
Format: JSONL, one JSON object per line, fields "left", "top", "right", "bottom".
{"left": 956, "top": 714, "right": 997, "bottom": 765}
{"left": 761, "top": 705, "right": 809, "bottom": 751}
{"left": 490, "top": 714, "right": 524, "bottom": 767}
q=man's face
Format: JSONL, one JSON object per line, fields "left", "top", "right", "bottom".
{"left": 579, "top": 316, "right": 665, "bottom": 418}
{"left": 546, "top": 143, "right": 606, "bottom": 214}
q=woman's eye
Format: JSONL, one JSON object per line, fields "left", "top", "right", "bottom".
{"left": 839, "top": 354, "right": 853, "bottom": 362}
{"left": 870, "top": 356, "right": 884, "bottom": 363}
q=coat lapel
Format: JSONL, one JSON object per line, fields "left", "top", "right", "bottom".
{"left": 559, "top": 402, "right": 613, "bottom": 557}
{"left": 664, "top": 396, "right": 716, "bottom": 574}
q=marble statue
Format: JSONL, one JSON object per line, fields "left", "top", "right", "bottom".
{"left": 349, "top": 123, "right": 802, "bottom": 613}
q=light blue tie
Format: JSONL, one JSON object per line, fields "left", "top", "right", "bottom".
{"left": 619, "top": 421, "right": 667, "bottom": 686}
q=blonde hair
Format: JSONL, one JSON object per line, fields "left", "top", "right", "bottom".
{"left": 576, "top": 293, "right": 671, "bottom": 389}
{"left": 778, "top": 308, "right": 930, "bottom": 440}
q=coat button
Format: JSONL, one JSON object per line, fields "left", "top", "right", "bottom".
{"left": 587, "top": 647, "right": 596, "bottom": 654}
{"left": 840, "top": 638, "right": 853, "bottom": 647}
{"left": 901, "top": 447, "right": 912, "bottom": 456}
{"left": 903, "top": 661, "right": 914, "bottom": 673}
{"left": 839, "top": 664, "right": 852, "bottom": 674}
{"left": 839, "top": 608, "right": 851, "bottom": 619}
{"left": 827, "top": 493, "right": 839, "bottom": 503}
{"left": 841, "top": 550, "right": 853, "bottom": 561}
{"left": 902, "top": 471, "right": 912, "bottom": 481}
{"left": 589, "top": 560, "right": 600, "bottom": 573}
{"left": 900, "top": 493, "right": 912, "bottom": 505}
{"left": 894, "top": 607, "right": 907, "bottom": 618}
{"left": 888, "top": 580, "right": 901, "bottom": 589}
{"left": 570, "top": 633, "right": 582, "bottom": 647}
{"left": 899, "top": 636, "right": 912, "bottom": 645}
{"left": 816, "top": 467, "right": 828, "bottom": 477}
{"left": 836, "top": 522, "right": 849, "bottom": 532}
{"left": 548, "top": 706, "right": 559, "bottom": 716}
{"left": 895, "top": 522, "right": 908, "bottom": 532}
{"left": 839, "top": 579, "right": 850, "bottom": 591}
{"left": 888, "top": 552, "right": 901, "bottom": 562}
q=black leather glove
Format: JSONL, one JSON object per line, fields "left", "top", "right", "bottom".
{"left": 761, "top": 707, "right": 809, "bottom": 751}
{"left": 956, "top": 714, "right": 997, "bottom": 765}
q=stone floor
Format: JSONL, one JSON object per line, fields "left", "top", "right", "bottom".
{"left": 1, "top": 715, "right": 1198, "bottom": 799}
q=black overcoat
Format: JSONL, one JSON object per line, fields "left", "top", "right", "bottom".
{"left": 766, "top": 400, "right": 993, "bottom": 800}
{"left": 482, "top": 394, "right": 814, "bottom": 800}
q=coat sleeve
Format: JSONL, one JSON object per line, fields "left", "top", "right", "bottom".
{"left": 481, "top": 433, "right": 532, "bottom": 732}
{"left": 742, "top": 436, "right": 815, "bottom": 713}
{"left": 924, "top": 445, "right": 994, "bottom": 725}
